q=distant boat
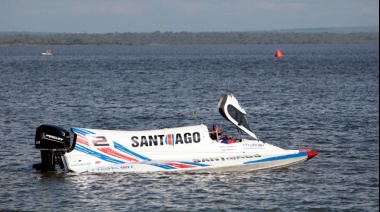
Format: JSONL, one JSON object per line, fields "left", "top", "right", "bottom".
{"left": 275, "top": 49, "right": 283, "bottom": 57}
{"left": 41, "top": 49, "right": 52, "bottom": 56}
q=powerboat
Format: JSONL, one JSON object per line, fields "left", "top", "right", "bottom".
{"left": 33, "top": 94, "right": 318, "bottom": 173}
{"left": 41, "top": 49, "right": 52, "bottom": 56}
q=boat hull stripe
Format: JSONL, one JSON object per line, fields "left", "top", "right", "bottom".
{"left": 72, "top": 128, "right": 95, "bottom": 136}
{"left": 244, "top": 152, "right": 307, "bottom": 164}
{"left": 75, "top": 144, "right": 125, "bottom": 164}
{"left": 114, "top": 141, "right": 151, "bottom": 161}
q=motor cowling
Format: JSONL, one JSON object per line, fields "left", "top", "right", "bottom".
{"left": 35, "top": 124, "right": 71, "bottom": 149}
{"left": 33, "top": 125, "right": 71, "bottom": 171}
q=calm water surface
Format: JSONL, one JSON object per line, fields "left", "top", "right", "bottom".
{"left": 0, "top": 44, "right": 378, "bottom": 211}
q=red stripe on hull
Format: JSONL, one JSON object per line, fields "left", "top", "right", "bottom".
{"left": 163, "top": 162, "right": 196, "bottom": 169}
{"left": 98, "top": 148, "right": 139, "bottom": 162}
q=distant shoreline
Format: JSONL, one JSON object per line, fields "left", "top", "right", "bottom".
{"left": 0, "top": 31, "right": 378, "bottom": 45}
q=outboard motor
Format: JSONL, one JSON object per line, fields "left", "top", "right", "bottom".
{"left": 33, "top": 125, "right": 71, "bottom": 171}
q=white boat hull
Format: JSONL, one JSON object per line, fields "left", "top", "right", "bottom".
{"left": 33, "top": 94, "right": 318, "bottom": 173}
{"left": 60, "top": 125, "right": 315, "bottom": 173}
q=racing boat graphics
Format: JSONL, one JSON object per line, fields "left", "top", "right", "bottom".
{"left": 33, "top": 94, "right": 318, "bottom": 173}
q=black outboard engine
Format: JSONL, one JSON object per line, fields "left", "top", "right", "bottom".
{"left": 33, "top": 125, "right": 71, "bottom": 171}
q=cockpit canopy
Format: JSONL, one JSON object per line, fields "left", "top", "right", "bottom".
{"left": 218, "top": 94, "right": 258, "bottom": 140}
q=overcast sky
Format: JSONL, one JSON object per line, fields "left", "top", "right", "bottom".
{"left": 0, "top": 0, "right": 378, "bottom": 33}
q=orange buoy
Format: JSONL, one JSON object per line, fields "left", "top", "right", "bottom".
{"left": 275, "top": 49, "right": 283, "bottom": 57}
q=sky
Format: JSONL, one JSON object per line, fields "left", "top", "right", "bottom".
{"left": 0, "top": 0, "right": 378, "bottom": 33}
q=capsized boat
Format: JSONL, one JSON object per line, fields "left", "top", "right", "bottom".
{"left": 41, "top": 49, "right": 52, "bottom": 56}
{"left": 33, "top": 94, "right": 318, "bottom": 173}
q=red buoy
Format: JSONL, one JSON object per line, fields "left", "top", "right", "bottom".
{"left": 275, "top": 49, "right": 283, "bottom": 57}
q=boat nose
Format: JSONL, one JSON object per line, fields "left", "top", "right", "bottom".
{"left": 300, "top": 149, "right": 319, "bottom": 160}
{"left": 306, "top": 151, "right": 319, "bottom": 160}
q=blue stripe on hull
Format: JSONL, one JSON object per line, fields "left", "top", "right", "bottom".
{"left": 75, "top": 144, "right": 125, "bottom": 164}
{"left": 150, "top": 163, "right": 177, "bottom": 169}
{"left": 72, "top": 128, "right": 95, "bottom": 136}
{"left": 113, "top": 141, "right": 151, "bottom": 161}
{"left": 179, "top": 161, "right": 210, "bottom": 167}
{"left": 244, "top": 152, "right": 307, "bottom": 164}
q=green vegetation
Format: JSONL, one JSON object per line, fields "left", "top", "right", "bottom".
{"left": 0, "top": 31, "right": 378, "bottom": 45}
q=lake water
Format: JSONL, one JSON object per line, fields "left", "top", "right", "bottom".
{"left": 0, "top": 44, "right": 378, "bottom": 211}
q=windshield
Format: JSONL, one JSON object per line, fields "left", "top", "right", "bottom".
{"left": 227, "top": 105, "right": 252, "bottom": 132}
{"left": 218, "top": 94, "right": 258, "bottom": 140}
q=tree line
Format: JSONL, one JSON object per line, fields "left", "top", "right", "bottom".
{"left": 0, "top": 31, "right": 378, "bottom": 45}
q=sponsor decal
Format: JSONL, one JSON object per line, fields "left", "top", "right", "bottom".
{"left": 243, "top": 143, "right": 265, "bottom": 149}
{"left": 43, "top": 133, "right": 64, "bottom": 142}
{"left": 131, "top": 132, "right": 201, "bottom": 147}
{"left": 71, "top": 162, "right": 91, "bottom": 167}
{"left": 89, "top": 165, "right": 134, "bottom": 172}
{"left": 193, "top": 154, "right": 261, "bottom": 163}
{"left": 220, "top": 145, "right": 237, "bottom": 151}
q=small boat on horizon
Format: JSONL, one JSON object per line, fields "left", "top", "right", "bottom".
{"left": 41, "top": 49, "right": 52, "bottom": 56}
